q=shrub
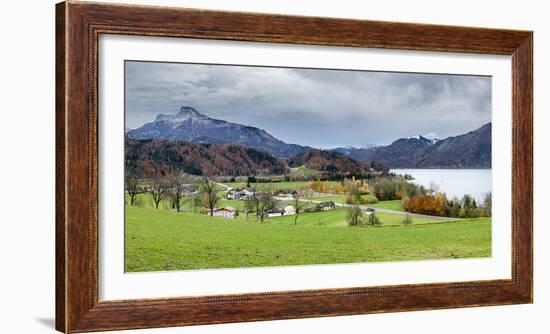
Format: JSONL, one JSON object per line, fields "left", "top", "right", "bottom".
{"left": 362, "top": 194, "right": 378, "bottom": 204}
{"left": 367, "top": 212, "right": 382, "bottom": 226}
{"left": 133, "top": 195, "right": 145, "bottom": 208}
{"left": 344, "top": 196, "right": 356, "bottom": 205}
{"left": 346, "top": 205, "right": 365, "bottom": 227}
{"left": 372, "top": 177, "right": 419, "bottom": 201}
{"left": 402, "top": 213, "right": 413, "bottom": 225}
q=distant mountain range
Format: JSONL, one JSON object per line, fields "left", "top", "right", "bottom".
{"left": 127, "top": 107, "right": 305, "bottom": 158}
{"left": 330, "top": 144, "right": 381, "bottom": 156}
{"left": 127, "top": 107, "right": 491, "bottom": 169}
{"left": 337, "top": 123, "right": 491, "bottom": 168}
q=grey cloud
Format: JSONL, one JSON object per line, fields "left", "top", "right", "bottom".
{"left": 125, "top": 61, "right": 491, "bottom": 147}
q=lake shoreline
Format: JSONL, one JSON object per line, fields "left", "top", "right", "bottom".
{"left": 391, "top": 169, "right": 492, "bottom": 202}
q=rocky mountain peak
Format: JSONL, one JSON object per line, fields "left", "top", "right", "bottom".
{"left": 127, "top": 106, "right": 306, "bottom": 158}
{"left": 154, "top": 106, "right": 206, "bottom": 122}
{"left": 177, "top": 106, "right": 202, "bottom": 117}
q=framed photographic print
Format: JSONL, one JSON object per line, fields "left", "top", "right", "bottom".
{"left": 56, "top": 1, "right": 533, "bottom": 332}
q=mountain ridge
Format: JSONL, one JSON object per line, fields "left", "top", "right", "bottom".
{"left": 354, "top": 123, "right": 491, "bottom": 168}
{"left": 127, "top": 106, "right": 491, "bottom": 169}
{"left": 127, "top": 106, "right": 305, "bottom": 158}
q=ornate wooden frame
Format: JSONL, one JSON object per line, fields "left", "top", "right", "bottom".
{"left": 56, "top": 1, "right": 533, "bottom": 332}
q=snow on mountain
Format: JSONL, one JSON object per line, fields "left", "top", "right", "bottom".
{"left": 408, "top": 134, "right": 440, "bottom": 145}
{"left": 126, "top": 106, "right": 305, "bottom": 158}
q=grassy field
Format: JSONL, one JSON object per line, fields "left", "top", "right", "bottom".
{"left": 288, "top": 165, "right": 322, "bottom": 177}
{"left": 269, "top": 208, "right": 443, "bottom": 226}
{"left": 369, "top": 200, "right": 404, "bottom": 211}
{"left": 304, "top": 196, "right": 404, "bottom": 211}
{"left": 125, "top": 205, "right": 491, "bottom": 272}
{"left": 223, "top": 180, "right": 338, "bottom": 191}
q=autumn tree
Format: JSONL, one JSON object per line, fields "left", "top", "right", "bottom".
{"left": 199, "top": 177, "right": 221, "bottom": 216}
{"left": 308, "top": 178, "right": 329, "bottom": 193}
{"left": 345, "top": 183, "right": 363, "bottom": 205}
{"left": 125, "top": 173, "right": 139, "bottom": 206}
{"left": 402, "top": 194, "right": 446, "bottom": 216}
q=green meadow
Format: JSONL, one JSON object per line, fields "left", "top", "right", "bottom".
{"left": 223, "top": 180, "right": 338, "bottom": 191}
{"left": 304, "top": 196, "right": 404, "bottom": 211}
{"left": 125, "top": 200, "right": 491, "bottom": 272}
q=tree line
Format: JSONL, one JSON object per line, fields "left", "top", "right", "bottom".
{"left": 125, "top": 172, "right": 222, "bottom": 216}
{"left": 126, "top": 173, "right": 311, "bottom": 225}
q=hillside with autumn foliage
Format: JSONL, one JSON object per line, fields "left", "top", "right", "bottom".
{"left": 287, "top": 149, "right": 369, "bottom": 174}
{"left": 125, "top": 139, "right": 288, "bottom": 178}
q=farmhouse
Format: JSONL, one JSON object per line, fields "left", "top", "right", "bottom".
{"left": 283, "top": 205, "right": 296, "bottom": 215}
{"left": 265, "top": 208, "right": 285, "bottom": 217}
{"left": 276, "top": 189, "right": 298, "bottom": 199}
{"left": 318, "top": 201, "right": 336, "bottom": 211}
{"left": 165, "top": 184, "right": 197, "bottom": 195}
{"left": 212, "top": 206, "right": 237, "bottom": 218}
{"left": 261, "top": 204, "right": 296, "bottom": 217}
{"left": 226, "top": 188, "right": 255, "bottom": 200}
{"left": 226, "top": 189, "right": 241, "bottom": 200}
{"left": 241, "top": 188, "right": 255, "bottom": 198}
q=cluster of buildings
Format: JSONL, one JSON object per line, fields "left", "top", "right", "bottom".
{"left": 172, "top": 185, "right": 340, "bottom": 220}
{"left": 226, "top": 188, "right": 255, "bottom": 200}
{"left": 211, "top": 203, "right": 298, "bottom": 219}
{"left": 211, "top": 199, "right": 338, "bottom": 219}
{"left": 225, "top": 188, "right": 299, "bottom": 200}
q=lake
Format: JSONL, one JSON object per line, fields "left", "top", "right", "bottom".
{"left": 391, "top": 169, "right": 492, "bottom": 202}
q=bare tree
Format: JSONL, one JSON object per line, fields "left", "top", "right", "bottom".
{"left": 402, "top": 213, "right": 413, "bottom": 225}
{"left": 253, "top": 188, "right": 260, "bottom": 213}
{"left": 244, "top": 197, "right": 257, "bottom": 220}
{"left": 125, "top": 173, "right": 139, "bottom": 206}
{"left": 292, "top": 194, "right": 308, "bottom": 226}
{"left": 200, "top": 177, "right": 221, "bottom": 216}
{"left": 149, "top": 177, "right": 166, "bottom": 209}
{"left": 167, "top": 173, "right": 188, "bottom": 212}
{"left": 428, "top": 181, "right": 440, "bottom": 196}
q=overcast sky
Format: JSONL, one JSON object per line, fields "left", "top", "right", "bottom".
{"left": 125, "top": 61, "right": 491, "bottom": 147}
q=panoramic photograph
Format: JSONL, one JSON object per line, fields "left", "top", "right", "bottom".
{"left": 124, "top": 60, "right": 492, "bottom": 272}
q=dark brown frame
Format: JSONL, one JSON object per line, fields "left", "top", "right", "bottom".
{"left": 56, "top": 1, "right": 533, "bottom": 332}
